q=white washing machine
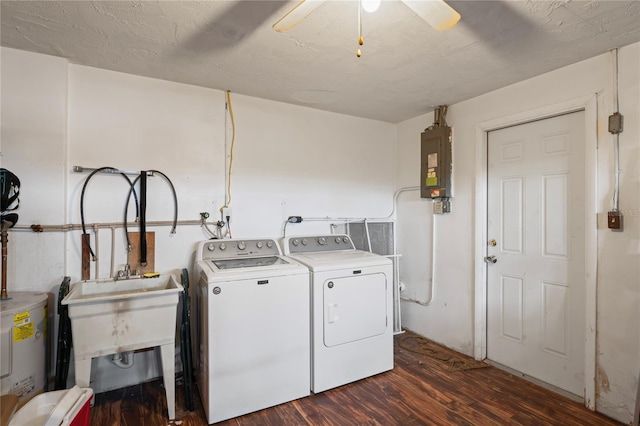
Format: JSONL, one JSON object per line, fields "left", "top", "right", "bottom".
{"left": 194, "top": 238, "right": 310, "bottom": 424}
{"left": 281, "top": 234, "right": 393, "bottom": 393}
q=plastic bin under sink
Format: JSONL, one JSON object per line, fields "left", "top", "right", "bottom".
{"left": 9, "top": 386, "right": 93, "bottom": 426}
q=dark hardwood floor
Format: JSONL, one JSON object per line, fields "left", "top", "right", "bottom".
{"left": 90, "top": 330, "right": 621, "bottom": 425}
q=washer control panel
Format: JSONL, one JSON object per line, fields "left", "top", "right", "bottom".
{"left": 200, "top": 238, "right": 279, "bottom": 260}
{"left": 286, "top": 234, "right": 355, "bottom": 254}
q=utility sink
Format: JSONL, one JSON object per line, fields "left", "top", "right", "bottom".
{"left": 61, "top": 272, "right": 183, "bottom": 420}
{"left": 62, "top": 272, "right": 183, "bottom": 357}
{"left": 64, "top": 274, "right": 182, "bottom": 304}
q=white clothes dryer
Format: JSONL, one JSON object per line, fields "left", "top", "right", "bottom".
{"left": 194, "top": 238, "right": 310, "bottom": 424}
{"left": 281, "top": 234, "right": 393, "bottom": 393}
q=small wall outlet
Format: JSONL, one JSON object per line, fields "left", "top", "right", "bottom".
{"left": 221, "top": 206, "right": 232, "bottom": 221}
{"left": 607, "top": 210, "right": 622, "bottom": 230}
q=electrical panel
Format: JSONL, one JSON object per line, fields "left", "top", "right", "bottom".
{"left": 420, "top": 126, "right": 452, "bottom": 199}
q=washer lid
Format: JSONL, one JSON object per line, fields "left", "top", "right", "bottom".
{"left": 197, "top": 255, "right": 308, "bottom": 281}
{"left": 211, "top": 256, "right": 288, "bottom": 270}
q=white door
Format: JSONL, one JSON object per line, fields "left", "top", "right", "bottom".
{"left": 486, "top": 111, "right": 585, "bottom": 396}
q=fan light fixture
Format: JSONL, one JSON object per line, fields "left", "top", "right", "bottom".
{"left": 273, "top": 0, "right": 460, "bottom": 33}
{"left": 362, "top": 0, "right": 381, "bottom": 13}
{"left": 273, "top": 0, "right": 461, "bottom": 57}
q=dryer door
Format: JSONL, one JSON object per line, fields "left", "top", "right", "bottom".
{"left": 323, "top": 273, "right": 387, "bottom": 347}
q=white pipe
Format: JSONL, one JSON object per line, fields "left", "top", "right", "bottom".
{"left": 389, "top": 187, "right": 421, "bottom": 330}
{"left": 294, "top": 217, "right": 370, "bottom": 223}
{"left": 613, "top": 134, "right": 620, "bottom": 211}
{"left": 391, "top": 242, "right": 404, "bottom": 334}
{"left": 612, "top": 48, "right": 619, "bottom": 113}
{"left": 111, "top": 351, "right": 135, "bottom": 369}
{"left": 388, "top": 186, "right": 421, "bottom": 219}
{"left": 392, "top": 187, "right": 421, "bottom": 267}
{"left": 400, "top": 202, "right": 436, "bottom": 306}
{"left": 10, "top": 219, "right": 216, "bottom": 233}
{"left": 320, "top": 187, "right": 423, "bottom": 224}
{"left": 364, "top": 219, "right": 372, "bottom": 253}
{"left": 202, "top": 220, "right": 219, "bottom": 239}
{"left": 93, "top": 224, "right": 99, "bottom": 279}
{"left": 611, "top": 48, "right": 621, "bottom": 211}
{"left": 110, "top": 226, "right": 116, "bottom": 278}
{"left": 295, "top": 185, "right": 422, "bottom": 226}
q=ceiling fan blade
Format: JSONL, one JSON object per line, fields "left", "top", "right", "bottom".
{"left": 273, "top": 0, "right": 326, "bottom": 32}
{"left": 402, "top": 0, "right": 461, "bottom": 31}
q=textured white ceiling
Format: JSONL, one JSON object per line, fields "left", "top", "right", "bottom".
{"left": 2, "top": 1, "right": 639, "bottom": 123}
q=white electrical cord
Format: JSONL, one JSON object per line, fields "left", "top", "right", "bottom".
{"left": 220, "top": 90, "right": 236, "bottom": 239}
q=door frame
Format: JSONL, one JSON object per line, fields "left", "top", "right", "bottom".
{"left": 473, "top": 95, "right": 598, "bottom": 409}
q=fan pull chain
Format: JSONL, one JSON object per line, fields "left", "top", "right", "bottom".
{"left": 357, "top": 0, "right": 363, "bottom": 57}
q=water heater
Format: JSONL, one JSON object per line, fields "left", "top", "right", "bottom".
{"left": 1, "top": 292, "right": 48, "bottom": 405}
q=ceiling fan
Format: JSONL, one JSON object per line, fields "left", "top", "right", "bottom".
{"left": 273, "top": 0, "right": 461, "bottom": 33}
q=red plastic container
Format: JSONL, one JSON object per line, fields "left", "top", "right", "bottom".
{"left": 69, "top": 392, "right": 91, "bottom": 426}
{"left": 9, "top": 386, "right": 93, "bottom": 426}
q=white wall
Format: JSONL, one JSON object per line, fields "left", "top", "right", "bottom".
{"left": 1, "top": 47, "right": 396, "bottom": 391}
{"left": 218, "top": 93, "right": 396, "bottom": 238}
{"left": 395, "top": 43, "right": 640, "bottom": 423}
{"left": 1, "top": 48, "right": 68, "bottom": 292}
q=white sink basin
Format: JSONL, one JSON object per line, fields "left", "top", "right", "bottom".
{"left": 61, "top": 272, "right": 183, "bottom": 358}
{"left": 64, "top": 274, "right": 181, "bottom": 303}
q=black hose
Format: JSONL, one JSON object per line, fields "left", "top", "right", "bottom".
{"left": 139, "top": 171, "right": 147, "bottom": 267}
{"left": 180, "top": 268, "right": 195, "bottom": 411}
{"left": 124, "top": 174, "right": 141, "bottom": 252}
{"left": 80, "top": 167, "right": 139, "bottom": 261}
{"left": 124, "top": 170, "right": 178, "bottom": 235}
{"left": 148, "top": 170, "right": 178, "bottom": 234}
{"left": 54, "top": 276, "right": 71, "bottom": 390}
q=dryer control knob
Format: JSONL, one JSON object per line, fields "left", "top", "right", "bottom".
{"left": 292, "top": 239, "right": 300, "bottom": 246}
{"left": 207, "top": 243, "right": 215, "bottom": 251}
{"left": 266, "top": 241, "right": 274, "bottom": 248}
{"left": 342, "top": 237, "right": 349, "bottom": 243}
{"left": 302, "top": 239, "right": 308, "bottom": 245}
{"left": 335, "top": 237, "right": 341, "bottom": 243}
{"left": 318, "top": 237, "right": 326, "bottom": 245}
{"left": 238, "top": 241, "right": 246, "bottom": 250}
{"left": 219, "top": 243, "right": 226, "bottom": 251}
{"left": 256, "top": 241, "right": 264, "bottom": 249}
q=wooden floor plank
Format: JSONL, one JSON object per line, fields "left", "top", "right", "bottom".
{"left": 90, "top": 330, "right": 621, "bottom": 426}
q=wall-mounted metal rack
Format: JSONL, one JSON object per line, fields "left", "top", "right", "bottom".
{"left": 73, "top": 166, "right": 154, "bottom": 177}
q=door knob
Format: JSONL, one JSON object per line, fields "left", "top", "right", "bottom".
{"left": 484, "top": 255, "right": 497, "bottom": 264}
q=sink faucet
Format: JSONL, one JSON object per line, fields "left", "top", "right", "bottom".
{"left": 116, "top": 264, "right": 140, "bottom": 280}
